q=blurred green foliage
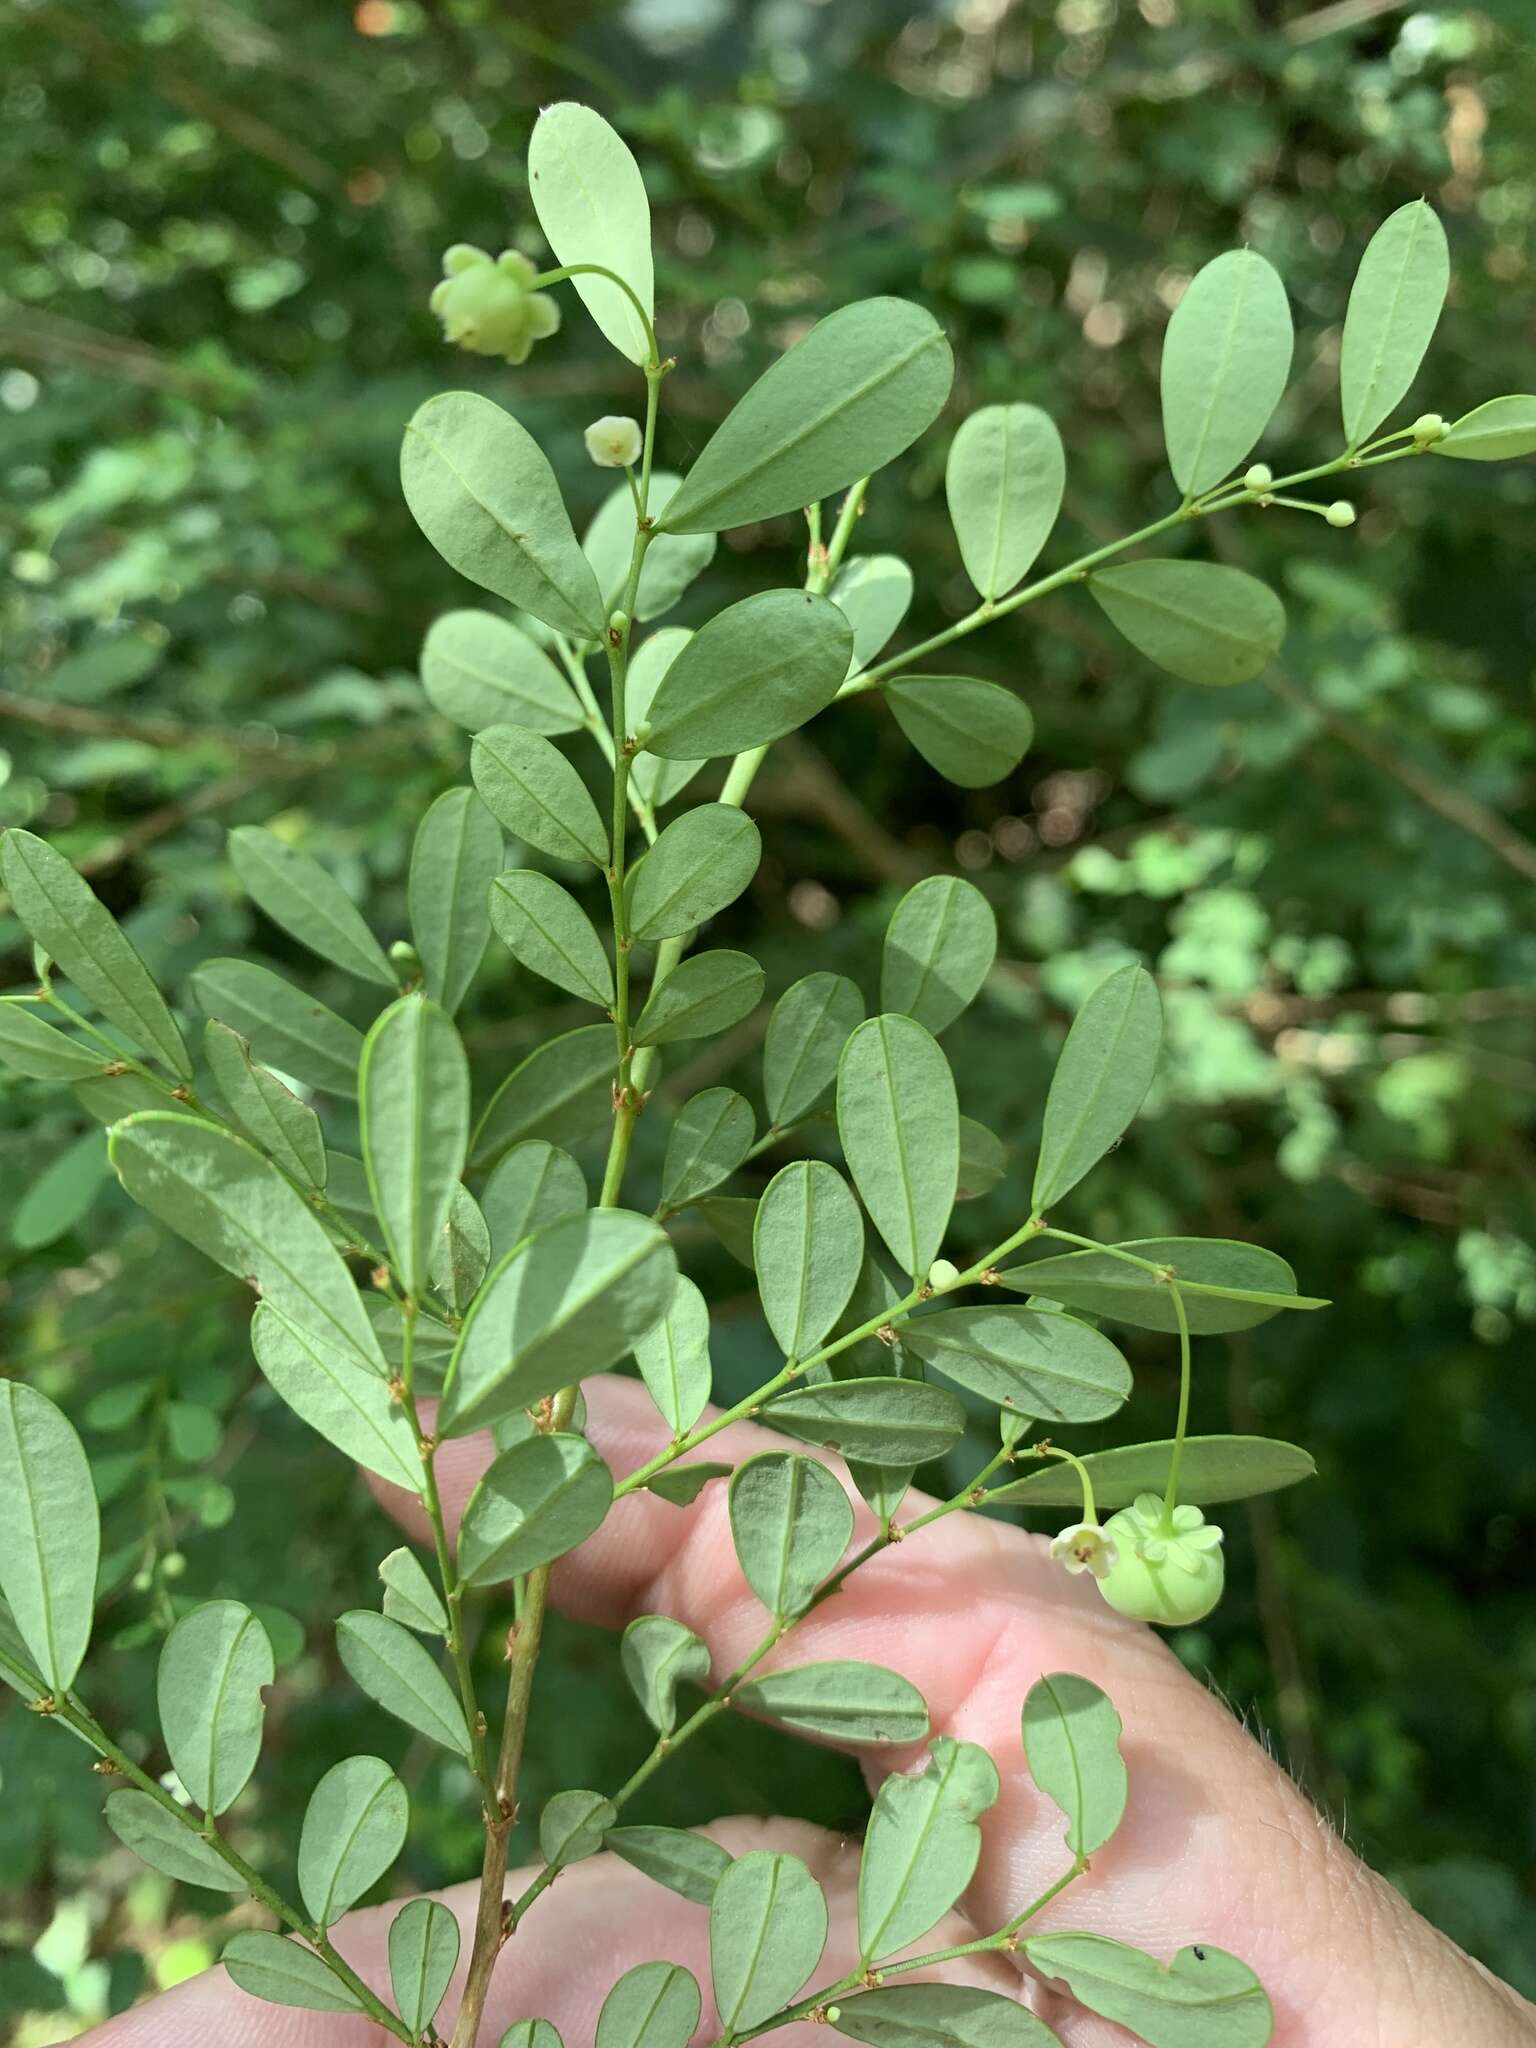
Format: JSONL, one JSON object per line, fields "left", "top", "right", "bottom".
{"left": 2, "top": 0, "right": 1534, "bottom": 2032}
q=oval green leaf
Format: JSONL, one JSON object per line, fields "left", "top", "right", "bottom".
{"left": 472, "top": 724, "right": 608, "bottom": 867}
{"left": 1089, "top": 560, "right": 1284, "bottom": 687}
{"left": 605, "top": 1826, "right": 731, "bottom": 1906}
{"left": 482, "top": 1139, "right": 588, "bottom": 1263}
{"left": 633, "top": 1273, "right": 712, "bottom": 1436}
{"left": 490, "top": 870, "right": 614, "bottom": 1007}
{"left": 1340, "top": 200, "right": 1449, "bottom": 449}
{"left": 157, "top": 1600, "right": 273, "bottom": 1815}
{"left": 191, "top": 958, "right": 363, "bottom": 1098}
{"left": 997, "top": 1237, "right": 1326, "bottom": 1333}
{"left": 838, "top": 1014, "right": 958, "bottom": 1281}
{"left": 458, "top": 1432, "right": 613, "bottom": 1586}
{"left": 763, "top": 972, "right": 865, "bottom": 1129}
{"left": 335, "top": 1610, "right": 472, "bottom": 1756}
{"left": 946, "top": 403, "right": 1065, "bottom": 598}
{"left": 989, "top": 1434, "right": 1316, "bottom": 1509}
{"left": 634, "top": 950, "right": 764, "bottom": 1048}
{"left": 251, "top": 1304, "right": 422, "bottom": 1490}
{"left": 0, "top": 999, "right": 109, "bottom": 1082}
{"left": 203, "top": 1022, "right": 326, "bottom": 1190}
{"left": 1021, "top": 1673, "right": 1127, "bottom": 1858}
{"left": 629, "top": 804, "right": 762, "bottom": 943}
{"left": 734, "top": 1662, "right": 929, "bottom": 1745}
{"left": 420, "top": 609, "right": 583, "bottom": 735}
{"left": 754, "top": 1161, "right": 864, "bottom": 1361}
{"left": 661, "top": 1088, "right": 755, "bottom": 1211}
{"left": 585, "top": 472, "right": 715, "bottom": 621}
{"left": 528, "top": 103, "right": 654, "bottom": 366}
{"left": 730, "top": 1452, "right": 854, "bottom": 1618}
{"left": 1431, "top": 394, "right": 1536, "bottom": 462}
{"left": 228, "top": 827, "right": 394, "bottom": 989}
{"left": 1160, "top": 251, "right": 1292, "bottom": 497}
{"left": 0, "top": 1382, "right": 98, "bottom": 1695}
{"left": 1022, "top": 1934, "right": 1271, "bottom": 2048}
{"left": 881, "top": 876, "right": 996, "bottom": 1037}
{"left": 389, "top": 1898, "right": 460, "bottom": 2039}
{"left": 298, "top": 1754, "right": 408, "bottom": 1926}
{"left": 858, "top": 1738, "right": 1000, "bottom": 1964}
{"left": 710, "top": 1849, "right": 829, "bottom": 2032}
{"left": 360, "top": 995, "right": 469, "bottom": 1300}
{"left": 831, "top": 554, "right": 914, "bottom": 672}
{"left": 762, "top": 1378, "right": 965, "bottom": 1466}
{"left": 104, "top": 1789, "right": 246, "bottom": 1891}
{"left": 641, "top": 590, "right": 852, "bottom": 760}
{"left": 830, "top": 1984, "right": 1062, "bottom": 2046}
{"left": 902, "top": 1306, "right": 1130, "bottom": 1426}
{"left": 1032, "top": 963, "right": 1162, "bottom": 1211}
{"left": 470, "top": 1023, "right": 615, "bottom": 1171}
{"left": 886, "top": 676, "right": 1033, "bottom": 789}
{"left": 410, "top": 787, "right": 503, "bottom": 1014}
{"left": 596, "top": 1960, "right": 701, "bottom": 2048}
{"left": 222, "top": 1931, "right": 364, "bottom": 2014}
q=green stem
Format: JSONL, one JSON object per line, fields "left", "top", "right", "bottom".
{"left": 842, "top": 440, "right": 1421, "bottom": 699}
{"left": 1162, "top": 1280, "right": 1192, "bottom": 1519}
{"left": 616, "top": 1214, "right": 1046, "bottom": 1498}
{"left": 1035, "top": 1443, "right": 1100, "bottom": 1527}
{"left": 49, "top": 1696, "right": 411, "bottom": 2041}
{"left": 529, "top": 262, "right": 660, "bottom": 370}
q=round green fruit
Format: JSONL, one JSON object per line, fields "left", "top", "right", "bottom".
{"left": 1095, "top": 1494, "right": 1225, "bottom": 1628}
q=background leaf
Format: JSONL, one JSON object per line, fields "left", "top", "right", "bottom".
{"left": 229, "top": 826, "right": 394, "bottom": 989}
{"left": 661, "top": 1089, "right": 755, "bottom": 1210}
{"left": 528, "top": 102, "right": 655, "bottom": 366}
{"left": 730, "top": 1452, "right": 854, "bottom": 1617}
{"left": 838, "top": 1014, "right": 959, "bottom": 1280}
{"left": 0, "top": 1382, "right": 99, "bottom": 1695}
{"left": 641, "top": 591, "right": 852, "bottom": 760}
{"left": 1032, "top": 964, "right": 1162, "bottom": 1210}
{"left": 157, "top": 1600, "right": 273, "bottom": 1816}
{"left": 1160, "top": 251, "right": 1292, "bottom": 496}
{"left": 710, "top": 1850, "right": 829, "bottom": 2032}
{"left": 298, "top": 1754, "right": 408, "bottom": 1925}
{"left": 0, "top": 830, "right": 189, "bottom": 1076}
{"left": 585, "top": 472, "right": 715, "bottom": 619}
{"left": 1090, "top": 561, "right": 1285, "bottom": 687}
{"left": 754, "top": 1161, "right": 865, "bottom": 1360}
{"left": 1021, "top": 1673, "right": 1128, "bottom": 1857}
{"left": 482, "top": 1140, "right": 588, "bottom": 1262}
{"left": 660, "top": 298, "right": 953, "bottom": 534}
{"left": 203, "top": 1021, "right": 326, "bottom": 1188}
{"left": 1340, "top": 199, "right": 1449, "bottom": 447}
{"left": 401, "top": 392, "right": 605, "bottom": 638}
{"left": 470, "top": 1024, "right": 615, "bottom": 1170}
{"left": 945, "top": 403, "right": 1065, "bottom": 597}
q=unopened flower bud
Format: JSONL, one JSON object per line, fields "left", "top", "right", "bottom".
{"left": 927, "top": 1257, "right": 961, "bottom": 1292}
{"left": 429, "top": 246, "right": 561, "bottom": 366}
{"left": 1409, "top": 411, "right": 1447, "bottom": 443}
{"left": 1325, "top": 500, "right": 1356, "bottom": 528}
{"left": 1243, "top": 463, "right": 1273, "bottom": 492}
{"left": 388, "top": 939, "right": 422, "bottom": 972}
{"left": 585, "top": 415, "right": 644, "bottom": 468}
{"left": 161, "top": 1551, "right": 187, "bottom": 1580}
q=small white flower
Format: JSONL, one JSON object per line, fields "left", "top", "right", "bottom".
{"left": 584, "top": 414, "right": 643, "bottom": 468}
{"left": 1049, "top": 1520, "right": 1119, "bottom": 1580}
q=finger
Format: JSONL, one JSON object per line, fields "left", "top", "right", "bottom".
{"left": 84, "top": 1816, "right": 1017, "bottom": 2046}
{"left": 375, "top": 1378, "right": 1536, "bottom": 2046}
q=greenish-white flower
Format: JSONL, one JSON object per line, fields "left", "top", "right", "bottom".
{"left": 584, "top": 415, "right": 644, "bottom": 468}
{"left": 429, "top": 245, "right": 561, "bottom": 365}
{"left": 1049, "top": 1519, "right": 1119, "bottom": 1580}
{"left": 1095, "top": 1493, "right": 1225, "bottom": 1627}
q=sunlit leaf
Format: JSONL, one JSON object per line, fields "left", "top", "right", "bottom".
{"left": 710, "top": 1850, "right": 829, "bottom": 2033}
{"left": 1160, "top": 252, "right": 1292, "bottom": 496}
{"left": 1022, "top": 1673, "right": 1127, "bottom": 1857}
{"left": 1340, "top": 200, "right": 1449, "bottom": 448}
{"left": 298, "top": 1754, "right": 408, "bottom": 1925}
{"left": 1022, "top": 1935, "right": 1272, "bottom": 2048}
{"left": 858, "top": 1739, "right": 1000, "bottom": 1962}
{"left": 528, "top": 103, "right": 654, "bottom": 366}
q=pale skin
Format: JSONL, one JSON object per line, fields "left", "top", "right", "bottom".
{"left": 88, "top": 1377, "right": 1536, "bottom": 2048}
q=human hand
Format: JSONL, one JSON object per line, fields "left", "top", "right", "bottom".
{"left": 88, "top": 1376, "right": 1536, "bottom": 2047}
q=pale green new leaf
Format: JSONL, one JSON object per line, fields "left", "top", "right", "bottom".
{"left": 596, "top": 1961, "right": 701, "bottom": 2048}
{"left": 629, "top": 804, "right": 762, "bottom": 943}
{"left": 605, "top": 1826, "right": 731, "bottom": 1905}
{"left": 0, "top": 1382, "right": 98, "bottom": 1694}
{"left": 458, "top": 1433, "right": 613, "bottom": 1585}
{"left": 401, "top": 392, "right": 605, "bottom": 638}
{"left": 251, "top": 1305, "right": 423, "bottom": 1490}
{"left": 621, "top": 1613, "right": 710, "bottom": 1736}
{"left": 763, "top": 1378, "right": 964, "bottom": 1466}
{"left": 1160, "top": 251, "right": 1292, "bottom": 496}
{"left": 887, "top": 677, "right": 1033, "bottom": 789}
{"left": 420, "top": 609, "right": 583, "bottom": 735}
{"left": 490, "top": 870, "right": 614, "bottom": 1006}
{"left": 0, "top": 999, "right": 108, "bottom": 1082}
{"left": 730, "top": 1452, "right": 853, "bottom": 1618}
{"left": 831, "top": 554, "right": 914, "bottom": 673}
{"left": 838, "top": 1015, "right": 958, "bottom": 1280}
{"left": 0, "top": 830, "right": 190, "bottom": 1076}
{"left": 1023, "top": 1935, "right": 1272, "bottom": 2048}
{"left": 228, "top": 827, "right": 394, "bottom": 989}
{"left": 528, "top": 102, "right": 654, "bottom": 366}
{"left": 989, "top": 1435, "right": 1316, "bottom": 1510}
{"left": 191, "top": 959, "right": 363, "bottom": 1098}
{"left": 754, "top": 1161, "right": 864, "bottom": 1360}
{"left": 660, "top": 300, "right": 953, "bottom": 534}
{"left": 378, "top": 1546, "right": 447, "bottom": 1635}
{"left": 858, "top": 1739, "right": 1000, "bottom": 1962}
{"left": 881, "top": 875, "right": 996, "bottom": 1036}
{"left": 439, "top": 1209, "right": 677, "bottom": 1434}
{"left": 12, "top": 1129, "right": 107, "bottom": 1250}
{"left": 710, "top": 1850, "right": 829, "bottom": 2033}
{"left": 1032, "top": 963, "right": 1162, "bottom": 1210}
{"left": 735, "top": 1662, "right": 929, "bottom": 1745}
{"left": 482, "top": 1139, "right": 588, "bottom": 1262}
{"left": 1022, "top": 1673, "right": 1127, "bottom": 1857}
{"left": 902, "top": 1307, "right": 1131, "bottom": 1426}
{"left": 472, "top": 724, "right": 608, "bottom": 866}
{"left": 335, "top": 1611, "right": 472, "bottom": 1757}
{"left": 661, "top": 1089, "right": 755, "bottom": 1211}
{"left": 203, "top": 1022, "right": 326, "bottom": 1189}
{"left": 946, "top": 404, "right": 1065, "bottom": 597}
{"left": 634, "top": 950, "right": 764, "bottom": 1047}
{"left": 111, "top": 1114, "right": 388, "bottom": 1372}
{"left": 298, "top": 1754, "right": 408, "bottom": 1926}
{"left": 222, "top": 1932, "right": 364, "bottom": 2014}
{"left": 641, "top": 591, "right": 852, "bottom": 760}
{"left": 389, "top": 1899, "right": 459, "bottom": 2039}
{"left": 997, "top": 1238, "right": 1326, "bottom": 1333}
{"left": 763, "top": 972, "right": 864, "bottom": 1128}
{"left": 633, "top": 1273, "right": 712, "bottom": 1435}
{"left": 157, "top": 1600, "right": 273, "bottom": 1815}
{"left": 540, "top": 1787, "right": 617, "bottom": 1867}
{"left": 410, "top": 787, "right": 503, "bottom": 1014}
{"left": 1432, "top": 394, "right": 1536, "bottom": 462}
{"left": 1090, "top": 561, "right": 1284, "bottom": 687}
{"left": 1340, "top": 200, "right": 1449, "bottom": 448}
{"left": 831, "top": 1984, "right": 1063, "bottom": 2046}
{"left": 470, "top": 1024, "right": 615, "bottom": 1170}
{"left": 104, "top": 1790, "right": 246, "bottom": 1891}
{"left": 585, "top": 472, "right": 715, "bottom": 619}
